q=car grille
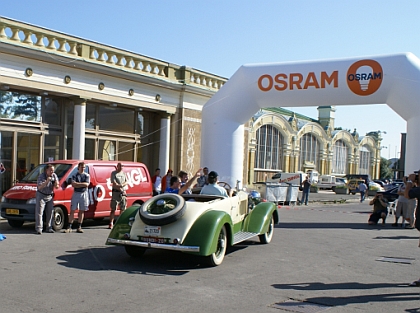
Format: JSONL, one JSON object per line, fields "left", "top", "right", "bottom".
{"left": 3, "top": 199, "right": 27, "bottom": 205}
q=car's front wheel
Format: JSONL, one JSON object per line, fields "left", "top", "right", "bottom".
{"left": 259, "top": 215, "right": 274, "bottom": 244}
{"left": 125, "top": 245, "right": 146, "bottom": 258}
{"left": 52, "top": 206, "right": 66, "bottom": 231}
{"left": 8, "top": 219, "right": 24, "bottom": 228}
{"left": 205, "top": 225, "right": 227, "bottom": 266}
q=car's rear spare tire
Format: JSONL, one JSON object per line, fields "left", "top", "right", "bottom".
{"left": 139, "top": 194, "right": 186, "bottom": 226}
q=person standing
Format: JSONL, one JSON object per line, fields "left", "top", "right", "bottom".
{"left": 392, "top": 177, "right": 409, "bottom": 227}
{"left": 65, "top": 162, "right": 90, "bottom": 233}
{"left": 359, "top": 180, "right": 368, "bottom": 203}
{"left": 300, "top": 176, "right": 311, "bottom": 206}
{"left": 35, "top": 164, "right": 59, "bottom": 234}
{"left": 161, "top": 169, "right": 173, "bottom": 193}
{"left": 151, "top": 168, "right": 161, "bottom": 196}
{"left": 108, "top": 162, "right": 127, "bottom": 229}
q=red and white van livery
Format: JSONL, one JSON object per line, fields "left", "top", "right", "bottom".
{"left": 0, "top": 160, "right": 153, "bottom": 230}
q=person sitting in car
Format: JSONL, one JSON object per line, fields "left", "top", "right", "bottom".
{"left": 164, "top": 169, "right": 201, "bottom": 195}
{"left": 200, "top": 171, "right": 229, "bottom": 198}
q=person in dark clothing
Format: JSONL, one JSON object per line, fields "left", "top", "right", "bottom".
{"left": 300, "top": 176, "right": 311, "bottom": 206}
{"left": 368, "top": 193, "right": 388, "bottom": 225}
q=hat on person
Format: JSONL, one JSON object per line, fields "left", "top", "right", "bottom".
{"left": 208, "top": 171, "right": 218, "bottom": 179}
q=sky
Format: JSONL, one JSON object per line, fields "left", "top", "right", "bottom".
{"left": 2, "top": 0, "right": 418, "bottom": 159}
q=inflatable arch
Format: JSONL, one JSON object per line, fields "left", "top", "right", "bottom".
{"left": 201, "top": 53, "right": 420, "bottom": 187}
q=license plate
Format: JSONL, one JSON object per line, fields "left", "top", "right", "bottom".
{"left": 6, "top": 209, "right": 19, "bottom": 215}
{"left": 144, "top": 225, "right": 161, "bottom": 236}
{"left": 140, "top": 236, "right": 167, "bottom": 244}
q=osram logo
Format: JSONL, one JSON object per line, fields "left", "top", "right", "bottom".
{"left": 258, "top": 71, "right": 338, "bottom": 92}
{"left": 347, "top": 59, "right": 383, "bottom": 96}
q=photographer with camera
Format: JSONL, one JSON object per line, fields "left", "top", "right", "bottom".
{"left": 35, "top": 164, "right": 60, "bottom": 234}
{"left": 368, "top": 193, "right": 389, "bottom": 225}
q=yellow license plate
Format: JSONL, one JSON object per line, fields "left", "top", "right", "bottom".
{"left": 6, "top": 209, "right": 19, "bottom": 215}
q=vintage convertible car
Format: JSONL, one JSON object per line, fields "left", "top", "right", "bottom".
{"left": 106, "top": 190, "right": 279, "bottom": 266}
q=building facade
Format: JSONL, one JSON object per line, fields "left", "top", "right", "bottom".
{"left": 0, "top": 17, "right": 382, "bottom": 193}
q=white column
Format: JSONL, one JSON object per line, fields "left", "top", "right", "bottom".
{"left": 159, "top": 113, "right": 171, "bottom": 173}
{"left": 72, "top": 99, "right": 87, "bottom": 160}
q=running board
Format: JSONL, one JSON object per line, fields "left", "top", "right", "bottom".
{"left": 233, "top": 231, "right": 259, "bottom": 245}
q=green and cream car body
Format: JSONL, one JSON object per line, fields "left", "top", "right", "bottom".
{"left": 106, "top": 191, "right": 279, "bottom": 266}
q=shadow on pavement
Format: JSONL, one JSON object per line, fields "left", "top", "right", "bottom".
{"left": 272, "top": 281, "right": 420, "bottom": 308}
{"left": 276, "top": 222, "right": 405, "bottom": 230}
{"left": 56, "top": 242, "right": 251, "bottom": 275}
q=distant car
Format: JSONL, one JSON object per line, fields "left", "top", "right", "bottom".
{"left": 373, "top": 180, "right": 386, "bottom": 188}
{"left": 106, "top": 190, "right": 279, "bottom": 266}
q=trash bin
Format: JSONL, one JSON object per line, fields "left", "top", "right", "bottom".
{"left": 265, "top": 182, "right": 288, "bottom": 203}
{"left": 287, "top": 185, "right": 299, "bottom": 204}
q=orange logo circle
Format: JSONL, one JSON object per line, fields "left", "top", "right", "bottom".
{"left": 347, "top": 60, "right": 383, "bottom": 96}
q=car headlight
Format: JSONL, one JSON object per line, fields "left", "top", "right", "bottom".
{"left": 27, "top": 198, "right": 37, "bottom": 204}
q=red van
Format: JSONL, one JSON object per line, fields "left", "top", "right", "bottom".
{"left": 0, "top": 160, "right": 152, "bottom": 231}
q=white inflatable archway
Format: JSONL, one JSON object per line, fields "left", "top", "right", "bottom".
{"left": 201, "top": 53, "right": 420, "bottom": 187}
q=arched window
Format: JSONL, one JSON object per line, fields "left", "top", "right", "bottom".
{"left": 359, "top": 145, "right": 371, "bottom": 174}
{"left": 299, "top": 133, "right": 319, "bottom": 170}
{"left": 332, "top": 139, "right": 348, "bottom": 174}
{"left": 254, "top": 125, "right": 283, "bottom": 170}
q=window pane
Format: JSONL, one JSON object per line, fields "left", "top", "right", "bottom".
{"left": 254, "top": 125, "right": 283, "bottom": 170}
{"left": 86, "top": 103, "right": 96, "bottom": 129}
{"left": 118, "top": 142, "right": 135, "bottom": 161}
{"left": 98, "top": 105, "right": 134, "bottom": 133}
{"left": 44, "top": 98, "right": 61, "bottom": 125}
{"left": 0, "top": 91, "right": 41, "bottom": 121}
{"left": 0, "top": 131, "right": 13, "bottom": 192}
{"left": 85, "top": 138, "right": 96, "bottom": 160}
{"left": 44, "top": 135, "right": 61, "bottom": 162}
{"left": 99, "top": 139, "right": 116, "bottom": 160}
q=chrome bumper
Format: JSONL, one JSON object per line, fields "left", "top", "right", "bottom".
{"left": 107, "top": 238, "right": 200, "bottom": 252}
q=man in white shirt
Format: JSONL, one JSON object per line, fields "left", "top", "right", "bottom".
{"left": 200, "top": 171, "right": 229, "bottom": 198}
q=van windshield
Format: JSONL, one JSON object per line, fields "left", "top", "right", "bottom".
{"left": 19, "top": 163, "right": 72, "bottom": 183}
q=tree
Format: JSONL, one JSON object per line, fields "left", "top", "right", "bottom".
{"left": 380, "top": 157, "right": 393, "bottom": 179}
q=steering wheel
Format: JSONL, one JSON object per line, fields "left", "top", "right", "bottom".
{"left": 218, "top": 182, "right": 232, "bottom": 190}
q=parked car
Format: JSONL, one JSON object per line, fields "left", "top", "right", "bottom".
{"left": 0, "top": 160, "right": 153, "bottom": 230}
{"left": 106, "top": 190, "right": 279, "bottom": 266}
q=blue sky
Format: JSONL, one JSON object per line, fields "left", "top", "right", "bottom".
{"left": 3, "top": 0, "right": 419, "bottom": 159}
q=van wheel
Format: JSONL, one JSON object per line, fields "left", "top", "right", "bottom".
{"left": 139, "top": 194, "right": 186, "bottom": 226}
{"left": 52, "top": 206, "right": 66, "bottom": 231}
{"left": 8, "top": 219, "right": 24, "bottom": 228}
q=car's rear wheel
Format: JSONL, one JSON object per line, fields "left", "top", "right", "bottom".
{"left": 259, "top": 215, "right": 274, "bottom": 244}
{"left": 139, "top": 194, "right": 186, "bottom": 226}
{"left": 7, "top": 219, "right": 24, "bottom": 228}
{"left": 125, "top": 245, "right": 146, "bottom": 258}
{"left": 205, "top": 225, "right": 227, "bottom": 266}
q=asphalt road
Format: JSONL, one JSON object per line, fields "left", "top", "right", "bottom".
{"left": 1, "top": 199, "right": 419, "bottom": 313}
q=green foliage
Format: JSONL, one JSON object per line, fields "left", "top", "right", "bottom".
{"left": 380, "top": 157, "right": 393, "bottom": 179}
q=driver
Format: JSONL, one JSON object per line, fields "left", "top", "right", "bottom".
{"left": 200, "top": 171, "right": 229, "bottom": 198}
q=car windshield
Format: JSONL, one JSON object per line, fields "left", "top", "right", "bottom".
{"left": 19, "top": 163, "right": 72, "bottom": 183}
